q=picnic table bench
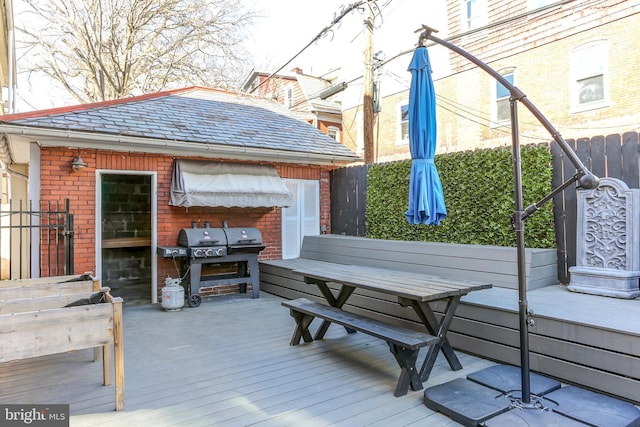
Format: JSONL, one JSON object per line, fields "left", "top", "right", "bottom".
{"left": 283, "top": 297, "right": 439, "bottom": 396}
{"left": 282, "top": 263, "right": 492, "bottom": 396}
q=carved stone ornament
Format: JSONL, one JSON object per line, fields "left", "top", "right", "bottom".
{"left": 568, "top": 177, "right": 640, "bottom": 298}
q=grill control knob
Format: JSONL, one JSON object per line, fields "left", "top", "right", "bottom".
{"left": 215, "top": 248, "right": 224, "bottom": 256}
{"left": 193, "top": 249, "right": 203, "bottom": 257}
{"left": 204, "top": 248, "right": 214, "bottom": 257}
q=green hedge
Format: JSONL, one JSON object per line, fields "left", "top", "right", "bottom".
{"left": 366, "top": 144, "right": 555, "bottom": 248}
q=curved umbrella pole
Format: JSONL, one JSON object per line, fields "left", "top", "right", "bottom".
{"left": 417, "top": 25, "right": 599, "bottom": 406}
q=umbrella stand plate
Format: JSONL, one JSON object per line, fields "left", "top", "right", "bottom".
{"left": 484, "top": 408, "right": 588, "bottom": 426}
{"left": 425, "top": 365, "right": 640, "bottom": 427}
{"left": 466, "top": 364, "right": 560, "bottom": 397}
{"left": 545, "top": 386, "right": 640, "bottom": 427}
{"left": 423, "top": 378, "right": 511, "bottom": 426}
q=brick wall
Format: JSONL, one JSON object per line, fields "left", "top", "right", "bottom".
{"left": 435, "top": 14, "right": 640, "bottom": 152}
{"left": 341, "top": 1, "right": 640, "bottom": 162}
{"left": 40, "top": 148, "right": 97, "bottom": 274}
{"left": 40, "top": 147, "right": 331, "bottom": 297}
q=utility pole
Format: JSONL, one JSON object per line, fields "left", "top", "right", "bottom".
{"left": 362, "top": 0, "right": 375, "bottom": 164}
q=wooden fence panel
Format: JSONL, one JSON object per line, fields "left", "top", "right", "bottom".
{"left": 606, "top": 134, "right": 623, "bottom": 179}
{"left": 622, "top": 132, "right": 640, "bottom": 188}
{"left": 589, "top": 136, "right": 606, "bottom": 178}
{"left": 330, "top": 164, "right": 370, "bottom": 237}
{"left": 552, "top": 132, "right": 640, "bottom": 282}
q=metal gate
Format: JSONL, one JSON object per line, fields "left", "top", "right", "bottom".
{"left": 0, "top": 199, "right": 74, "bottom": 280}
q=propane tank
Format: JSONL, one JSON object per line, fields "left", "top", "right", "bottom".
{"left": 161, "top": 277, "right": 185, "bottom": 311}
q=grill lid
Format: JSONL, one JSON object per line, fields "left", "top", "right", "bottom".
{"left": 178, "top": 227, "right": 227, "bottom": 248}
{"left": 223, "top": 227, "right": 265, "bottom": 253}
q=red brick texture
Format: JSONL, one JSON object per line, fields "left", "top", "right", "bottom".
{"left": 40, "top": 147, "right": 333, "bottom": 296}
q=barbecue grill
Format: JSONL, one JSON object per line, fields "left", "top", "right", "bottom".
{"left": 157, "top": 222, "right": 265, "bottom": 307}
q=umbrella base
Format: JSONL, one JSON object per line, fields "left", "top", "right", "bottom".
{"left": 484, "top": 407, "right": 587, "bottom": 426}
{"left": 424, "top": 364, "right": 640, "bottom": 427}
{"left": 423, "top": 378, "right": 511, "bottom": 426}
{"left": 467, "top": 364, "right": 560, "bottom": 396}
{"left": 545, "top": 386, "right": 640, "bottom": 427}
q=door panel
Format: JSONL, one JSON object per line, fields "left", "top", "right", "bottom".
{"left": 282, "top": 180, "right": 319, "bottom": 259}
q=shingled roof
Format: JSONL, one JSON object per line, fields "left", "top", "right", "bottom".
{"left": 0, "top": 86, "right": 359, "bottom": 165}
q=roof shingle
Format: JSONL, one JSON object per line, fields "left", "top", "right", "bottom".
{"left": 1, "top": 86, "right": 358, "bottom": 161}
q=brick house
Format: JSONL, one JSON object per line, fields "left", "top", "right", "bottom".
{"left": 340, "top": 0, "right": 640, "bottom": 162}
{"left": 0, "top": 86, "right": 358, "bottom": 302}
{"left": 240, "top": 68, "right": 343, "bottom": 143}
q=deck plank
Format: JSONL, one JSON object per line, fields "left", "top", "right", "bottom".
{"left": 0, "top": 292, "right": 493, "bottom": 426}
{"left": 462, "top": 284, "right": 640, "bottom": 334}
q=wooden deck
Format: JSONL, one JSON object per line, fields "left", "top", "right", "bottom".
{"left": 259, "top": 235, "right": 640, "bottom": 404}
{"left": 0, "top": 292, "right": 496, "bottom": 426}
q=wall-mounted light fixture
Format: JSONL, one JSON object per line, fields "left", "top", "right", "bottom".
{"left": 71, "top": 154, "right": 88, "bottom": 172}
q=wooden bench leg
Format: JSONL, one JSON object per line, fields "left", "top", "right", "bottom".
{"left": 408, "top": 297, "right": 463, "bottom": 382}
{"left": 288, "top": 310, "right": 314, "bottom": 345}
{"left": 102, "top": 344, "right": 112, "bottom": 386}
{"left": 388, "top": 343, "right": 422, "bottom": 397}
{"left": 314, "top": 282, "right": 357, "bottom": 339}
{"left": 418, "top": 342, "right": 440, "bottom": 383}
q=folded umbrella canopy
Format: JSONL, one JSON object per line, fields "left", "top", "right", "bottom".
{"left": 405, "top": 46, "right": 447, "bottom": 225}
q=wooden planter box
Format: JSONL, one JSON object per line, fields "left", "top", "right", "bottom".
{"left": 0, "top": 274, "right": 125, "bottom": 411}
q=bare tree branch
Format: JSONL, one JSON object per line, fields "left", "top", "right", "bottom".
{"left": 17, "top": 0, "right": 257, "bottom": 103}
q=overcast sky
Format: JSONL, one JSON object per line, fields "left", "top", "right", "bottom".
{"left": 12, "top": 0, "right": 447, "bottom": 112}
{"left": 13, "top": 0, "right": 358, "bottom": 111}
{"left": 246, "top": 0, "right": 358, "bottom": 75}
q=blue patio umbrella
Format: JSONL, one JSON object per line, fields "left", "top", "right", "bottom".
{"left": 405, "top": 46, "right": 447, "bottom": 225}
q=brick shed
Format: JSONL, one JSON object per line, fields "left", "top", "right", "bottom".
{"left": 0, "top": 87, "right": 359, "bottom": 303}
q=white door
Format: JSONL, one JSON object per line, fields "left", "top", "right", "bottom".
{"left": 282, "top": 179, "right": 319, "bottom": 259}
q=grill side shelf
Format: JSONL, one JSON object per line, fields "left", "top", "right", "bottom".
{"left": 157, "top": 246, "right": 188, "bottom": 258}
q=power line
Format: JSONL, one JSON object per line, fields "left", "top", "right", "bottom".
{"left": 264, "top": 1, "right": 638, "bottom": 141}
{"left": 248, "top": 1, "right": 368, "bottom": 95}
{"left": 438, "top": 91, "right": 640, "bottom": 133}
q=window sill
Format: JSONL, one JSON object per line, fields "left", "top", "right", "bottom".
{"left": 569, "top": 100, "right": 611, "bottom": 115}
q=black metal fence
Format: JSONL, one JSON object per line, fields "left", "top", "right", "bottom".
{"left": 0, "top": 199, "right": 74, "bottom": 279}
{"left": 331, "top": 132, "right": 640, "bottom": 284}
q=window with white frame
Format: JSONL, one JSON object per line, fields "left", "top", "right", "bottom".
{"left": 495, "top": 71, "right": 514, "bottom": 123}
{"left": 396, "top": 101, "right": 409, "bottom": 145}
{"left": 284, "top": 86, "right": 294, "bottom": 108}
{"left": 571, "top": 41, "right": 608, "bottom": 110}
{"left": 464, "top": 0, "right": 487, "bottom": 30}
{"left": 327, "top": 126, "right": 340, "bottom": 142}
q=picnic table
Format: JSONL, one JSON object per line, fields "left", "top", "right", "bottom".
{"left": 284, "top": 263, "right": 492, "bottom": 396}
